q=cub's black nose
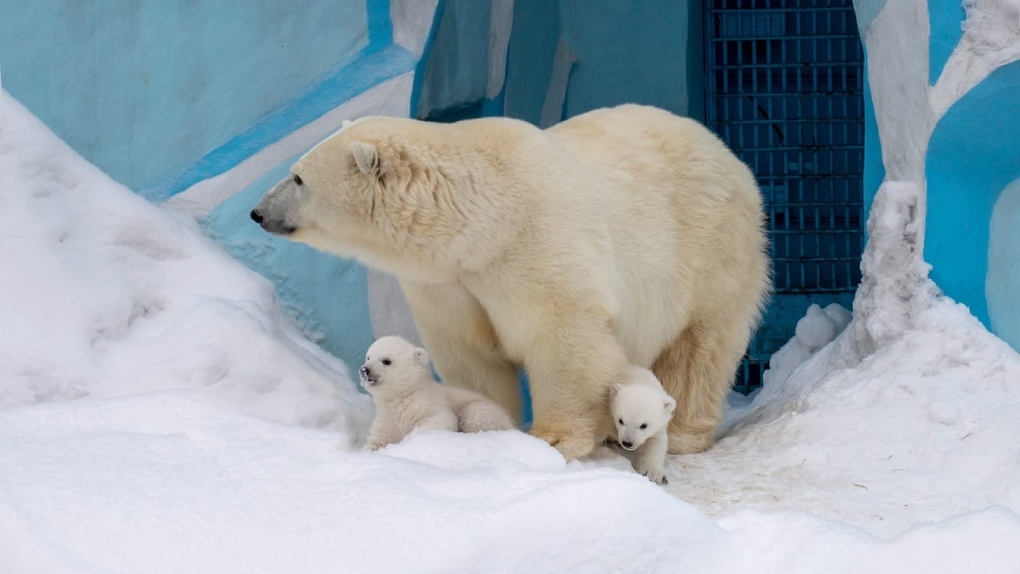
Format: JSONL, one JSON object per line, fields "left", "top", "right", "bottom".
{"left": 360, "top": 366, "right": 372, "bottom": 377}
{"left": 621, "top": 441, "right": 633, "bottom": 449}
{"left": 250, "top": 209, "right": 263, "bottom": 224}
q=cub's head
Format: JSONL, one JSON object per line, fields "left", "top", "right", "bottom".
{"left": 249, "top": 117, "right": 478, "bottom": 281}
{"left": 609, "top": 368, "right": 676, "bottom": 451}
{"left": 359, "top": 336, "right": 431, "bottom": 396}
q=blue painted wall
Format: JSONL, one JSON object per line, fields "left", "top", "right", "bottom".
{"left": 558, "top": 0, "right": 692, "bottom": 119}
{"left": 855, "top": 0, "right": 1020, "bottom": 351}
{"left": 414, "top": 0, "right": 492, "bottom": 118}
{"left": 0, "top": 0, "right": 376, "bottom": 193}
{"left": 927, "top": 1, "right": 966, "bottom": 85}
{"left": 926, "top": 60, "right": 1020, "bottom": 334}
{"left": 420, "top": 0, "right": 701, "bottom": 126}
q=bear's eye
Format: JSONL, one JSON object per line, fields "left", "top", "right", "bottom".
{"left": 381, "top": 359, "right": 392, "bottom": 366}
{"left": 293, "top": 174, "right": 303, "bottom": 185}
{"left": 639, "top": 423, "right": 648, "bottom": 430}
{"left": 618, "top": 418, "right": 624, "bottom": 425}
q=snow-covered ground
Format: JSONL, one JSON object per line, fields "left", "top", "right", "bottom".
{"left": 2, "top": 91, "right": 1020, "bottom": 573}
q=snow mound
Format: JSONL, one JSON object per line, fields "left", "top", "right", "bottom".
{"left": 669, "top": 182, "right": 1020, "bottom": 540}
{"left": 0, "top": 92, "right": 372, "bottom": 440}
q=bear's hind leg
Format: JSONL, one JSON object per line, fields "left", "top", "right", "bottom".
{"left": 653, "top": 321, "right": 744, "bottom": 455}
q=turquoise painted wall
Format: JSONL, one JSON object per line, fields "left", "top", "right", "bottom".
{"left": 0, "top": 0, "right": 378, "bottom": 193}
{"left": 926, "top": 60, "right": 1020, "bottom": 337}
{"left": 558, "top": 0, "right": 691, "bottom": 119}
{"left": 856, "top": 0, "right": 1019, "bottom": 350}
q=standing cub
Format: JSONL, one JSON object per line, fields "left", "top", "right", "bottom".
{"left": 608, "top": 366, "right": 677, "bottom": 485}
{"left": 360, "top": 336, "right": 516, "bottom": 450}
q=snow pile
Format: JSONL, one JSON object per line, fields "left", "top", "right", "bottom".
{"left": 0, "top": 93, "right": 372, "bottom": 438}
{"left": 669, "top": 182, "right": 1020, "bottom": 540}
{"left": 2, "top": 93, "right": 1020, "bottom": 573}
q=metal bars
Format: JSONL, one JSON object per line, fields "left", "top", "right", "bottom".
{"left": 706, "top": 0, "right": 865, "bottom": 393}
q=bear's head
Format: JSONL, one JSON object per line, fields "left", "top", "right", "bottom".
{"left": 359, "top": 335, "right": 431, "bottom": 397}
{"left": 249, "top": 117, "right": 510, "bottom": 282}
{"left": 609, "top": 367, "right": 676, "bottom": 451}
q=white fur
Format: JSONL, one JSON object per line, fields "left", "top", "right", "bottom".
{"left": 359, "top": 336, "right": 516, "bottom": 451}
{"left": 608, "top": 366, "right": 676, "bottom": 485}
{"left": 253, "top": 104, "right": 770, "bottom": 461}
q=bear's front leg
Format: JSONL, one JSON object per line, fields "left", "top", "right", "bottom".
{"left": 525, "top": 323, "right": 629, "bottom": 461}
{"left": 399, "top": 280, "right": 524, "bottom": 421}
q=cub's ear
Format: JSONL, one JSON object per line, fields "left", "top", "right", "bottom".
{"left": 610, "top": 383, "right": 624, "bottom": 398}
{"left": 413, "top": 347, "right": 430, "bottom": 368}
{"left": 351, "top": 141, "right": 380, "bottom": 175}
{"left": 664, "top": 396, "right": 677, "bottom": 413}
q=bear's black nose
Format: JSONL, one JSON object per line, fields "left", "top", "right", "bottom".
{"left": 360, "top": 366, "right": 372, "bottom": 377}
{"left": 621, "top": 441, "right": 633, "bottom": 449}
{"left": 250, "top": 209, "right": 263, "bottom": 224}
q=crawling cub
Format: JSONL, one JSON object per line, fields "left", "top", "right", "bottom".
{"left": 609, "top": 366, "right": 677, "bottom": 485}
{"left": 360, "top": 336, "right": 516, "bottom": 450}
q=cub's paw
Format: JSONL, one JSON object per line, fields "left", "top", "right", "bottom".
{"left": 639, "top": 466, "right": 669, "bottom": 485}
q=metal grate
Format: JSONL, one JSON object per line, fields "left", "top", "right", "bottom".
{"left": 706, "top": 0, "right": 865, "bottom": 394}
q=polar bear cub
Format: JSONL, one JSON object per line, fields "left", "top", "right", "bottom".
{"left": 609, "top": 366, "right": 677, "bottom": 485}
{"left": 359, "top": 336, "right": 517, "bottom": 451}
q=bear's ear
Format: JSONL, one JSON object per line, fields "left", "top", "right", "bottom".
{"left": 610, "top": 383, "right": 623, "bottom": 398}
{"left": 413, "top": 347, "right": 430, "bottom": 368}
{"left": 351, "top": 141, "right": 380, "bottom": 175}
{"left": 663, "top": 396, "right": 677, "bottom": 413}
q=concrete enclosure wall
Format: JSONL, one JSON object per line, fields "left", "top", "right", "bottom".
{"left": 855, "top": 0, "right": 1020, "bottom": 351}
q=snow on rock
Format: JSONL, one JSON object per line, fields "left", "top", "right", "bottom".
{"left": 3, "top": 92, "right": 1020, "bottom": 573}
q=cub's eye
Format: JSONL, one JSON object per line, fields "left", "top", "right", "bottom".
{"left": 618, "top": 419, "right": 624, "bottom": 425}
{"left": 381, "top": 359, "right": 392, "bottom": 366}
{"left": 293, "top": 174, "right": 303, "bottom": 185}
{"left": 639, "top": 423, "right": 648, "bottom": 430}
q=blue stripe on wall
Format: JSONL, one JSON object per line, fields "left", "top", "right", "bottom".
{"left": 141, "top": 44, "right": 416, "bottom": 201}
{"left": 366, "top": 0, "right": 394, "bottom": 49}
{"left": 928, "top": 2, "right": 966, "bottom": 85}
{"left": 409, "top": 0, "right": 447, "bottom": 118}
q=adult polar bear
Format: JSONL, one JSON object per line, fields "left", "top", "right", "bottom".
{"left": 251, "top": 104, "right": 770, "bottom": 460}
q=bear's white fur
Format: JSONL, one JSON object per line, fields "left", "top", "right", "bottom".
{"left": 360, "top": 336, "right": 516, "bottom": 450}
{"left": 253, "top": 103, "right": 770, "bottom": 461}
{"left": 608, "top": 366, "right": 676, "bottom": 485}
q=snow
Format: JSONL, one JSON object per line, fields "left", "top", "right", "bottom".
{"left": 3, "top": 91, "right": 1020, "bottom": 573}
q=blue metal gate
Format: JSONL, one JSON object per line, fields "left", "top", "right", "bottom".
{"left": 705, "top": 0, "right": 865, "bottom": 393}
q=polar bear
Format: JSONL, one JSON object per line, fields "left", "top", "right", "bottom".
{"left": 608, "top": 366, "right": 676, "bottom": 485}
{"left": 251, "top": 103, "right": 770, "bottom": 461}
{"left": 360, "top": 335, "right": 516, "bottom": 450}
